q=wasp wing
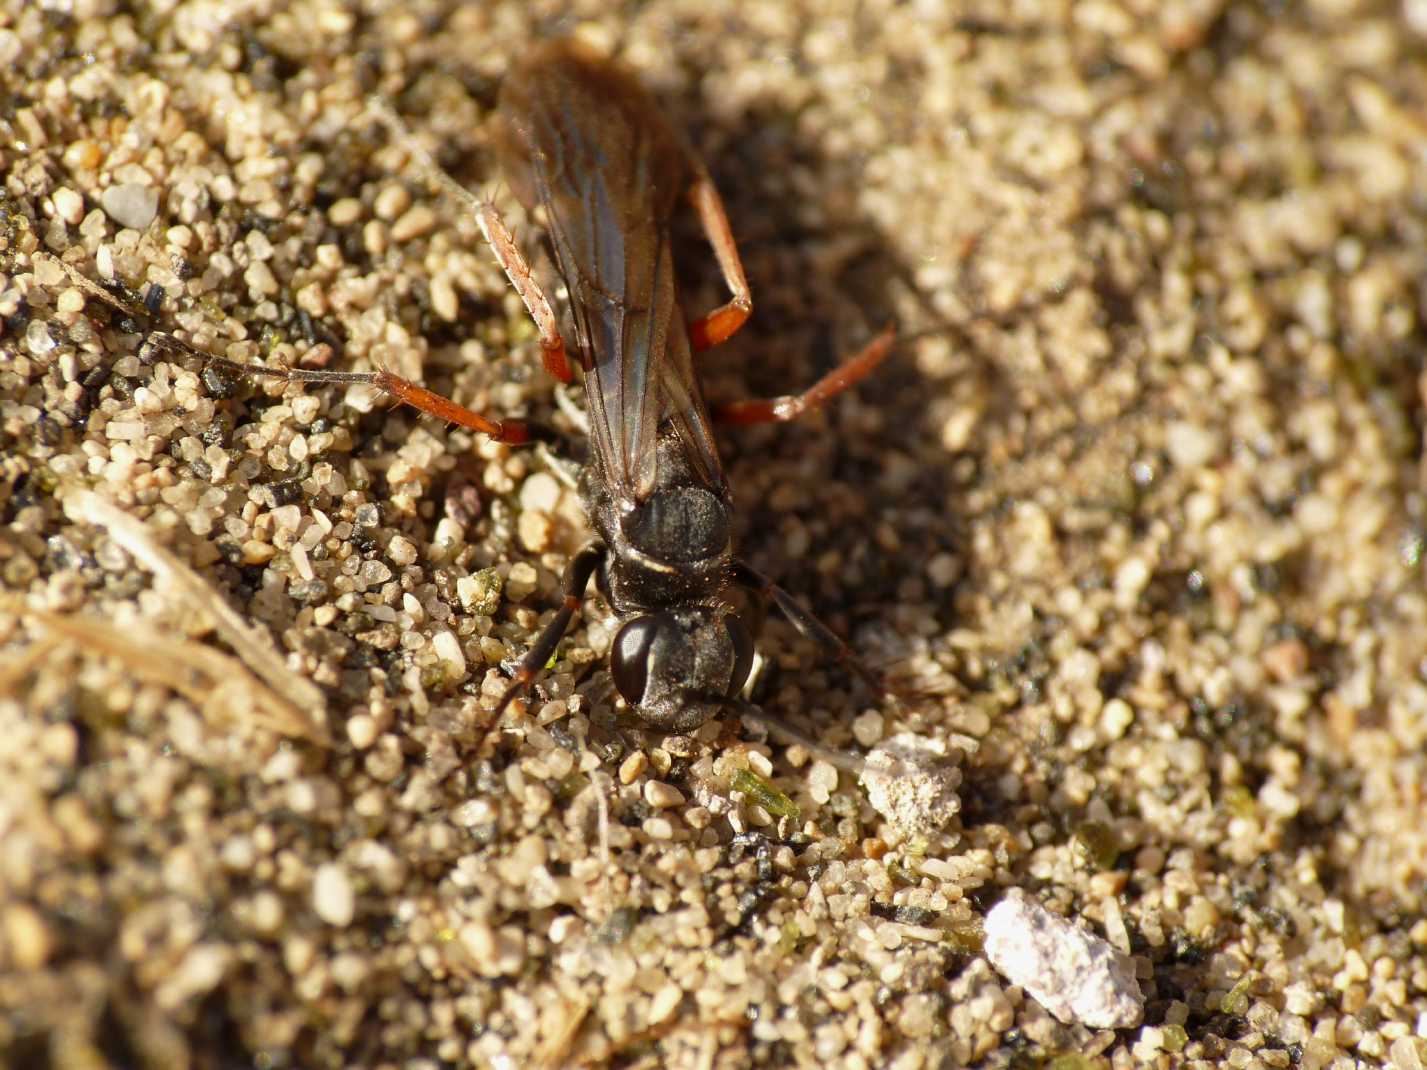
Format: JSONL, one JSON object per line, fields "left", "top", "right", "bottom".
{"left": 497, "top": 42, "right": 725, "bottom": 501}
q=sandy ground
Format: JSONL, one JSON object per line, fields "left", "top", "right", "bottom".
{"left": 2, "top": 1, "right": 1427, "bottom": 1067}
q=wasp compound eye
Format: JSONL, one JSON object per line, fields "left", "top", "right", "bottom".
{"left": 725, "top": 614, "right": 755, "bottom": 698}
{"left": 610, "top": 614, "right": 667, "bottom": 705}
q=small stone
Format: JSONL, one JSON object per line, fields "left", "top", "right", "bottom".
{"left": 649, "top": 983, "right": 683, "bottom": 1025}
{"left": 102, "top": 183, "right": 159, "bottom": 229}
{"left": 984, "top": 888, "right": 1144, "bottom": 1029}
{"left": 619, "top": 750, "right": 648, "bottom": 785}
{"left": 927, "top": 552, "right": 960, "bottom": 587}
{"left": 373, "top": 183, "right": 411, "bottom": 221}
{"left": 808, "top": 760, "right": 839, "bottom": 804}
{"left": 519, "top": 472, "right": 563, "bottom": 512}
{"left": 459, "top": 922, "right": 526, "bottom": 978}
{"left": 242, "top": 540, "right": 277, "bottom": 565}
{"left": 64, "top": 139, "right": 104, "bottom": 171}
{"left": 244, "top": 260, "right": 278, "bottom": 297}
{"left": 1165, "top": 420, "right": 1221, "bottom": 469}
{"left": 1101, "top": 698, "right": 1134, "bottom": 739}
{"left": 518, "top": 509, "right": 552, "bottom": 553}
{"left": 390, "top": 203, "right": 437, "bottom": 243}
{"left": 250, "top": 892, "right": 284, "bottom": 936}
{"left": 387, "top": 535, "right": 418, "bottom": 566}
{"left": 330, "top": 952, "right": 369, "bottom": 991}
{"left": 860, "top": 732, "right": 961, "bottom": 838}
{"left": 643, "top": 780, "right": 685, "bottom": 808}
{"left": 329, "top": 197, "right": 363, "bottom": 225}
{"left": 312, "top": 863, "right": 356, "bottom": 927}
{"left": 432, "top": 630, "right": 466, "bottom": 677}
{"left": 295, "top": 282, "right": 328, "bottom": 317}
{"left": 159, "top": 944, "right": 232, "bottom": 1009}
{"left": 506, "top": 562, "right": 538, "bottom": 600}
{"left": 457, "top": 568, "right": 503, "bottom": 615}
{"left": 52, "top": 187, "right": 85, "bottom": 225}
{"left": 431, "top": 273, "right": 459, "bottom": 321}
{"left": 1389, "top": 1037, "right": 1424, "bottom": 1070}
{"left": 1114, "top": 556, "right": 1152, "bottom": 603}
{"left": 1283, "top": 982, "right": 1318, "bottom": 1015}
{"left": 852, "top": 710, "right": 885, "bottom": 747}
{"left": 642, "top": 816, "right": 675, "bottom": 839}
{"left": 4, "top": 904, "right": 53, "bottom": 969}
{"left": 25, "top": 321, "right": 55, "bottom": 356}
{"left": 1263, "top": 638, "right": 1309, "bottom": 682}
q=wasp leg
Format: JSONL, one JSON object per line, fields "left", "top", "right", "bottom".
{"left": 475, "top": 198, "right": 574, "bottom": 382}
{"left": 366, "top": 96, "right": 574, "bottom": 383}
{"left": 685, "top": 164, "right": 753, "bottom": 352}
{"left": 157, "top": 339, "right": 539, "bottom": 445}
{"left": 731, "top": 560, "right": 886, "bottom": 696}
{"left": 487, "top": 541, "right": 606, "bottom": 729}
{"left": 713, "top": 327, "right": 895, "bottom": 425}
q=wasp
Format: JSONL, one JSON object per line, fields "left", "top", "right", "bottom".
{"left": 195, "top": 40, "right": 896, "bottom": 734}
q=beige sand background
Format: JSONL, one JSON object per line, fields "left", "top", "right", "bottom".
{"left": 2, "top": 1, "right": 1426, "bottom": 1067}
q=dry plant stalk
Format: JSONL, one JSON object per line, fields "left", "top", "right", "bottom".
{"left": 7, "top": 605, "right": 325, "bottom": 743}
{"left": 52, "top": 489, "right": 330, "bottom": 744}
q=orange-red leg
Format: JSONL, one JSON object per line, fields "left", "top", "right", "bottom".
{"left": 713, "top": 326, "right": 895, "bottom": 425}
{"left": 183, "top": 351, "right": 535, "bottom": 445}
{"left": 685, "top": 166, "right": 753, "bottom": 352}
{"left": 366, "top": 96, "right": 575, "bottom": 382}
{"left": 475, "top": 200, "right": 574, "bottom": 382}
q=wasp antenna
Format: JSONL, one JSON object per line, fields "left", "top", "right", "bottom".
{"left": 732, "top": 702, "right": 868, "bottom": 774}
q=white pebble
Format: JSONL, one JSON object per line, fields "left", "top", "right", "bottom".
{"left": 807, "top": 760, "right": 839, "bottom": 804}
{"left": 1165, "top": 420, "right": 1221, "bottom": 469}
{"left": 25, "top": 321, "right": 55, "bottom": 356}
{"left": 388, "top": 534, "right": 418, "bottom": 566}
{"left": 859, "top": 733, "right": 961, "bottom": 838}
{"left": 432, "top": 629, "right": 466, "bottom": 677}
{"left": 927, "top": 552, "right": 959, "bottom": 587}
{"left": 459, "top": 922, "right": 526, "bottom": 977}
{"left": 312, "top": 863, "right": 356, "bottom": 927}
{"left": 347, "top": 713, "right": 377, "bottom": 749}
{"left": 52, "top": 187, "right": 85, "bottom": 225}
{"left": 1114, "top": 556, "right": 1152, "bottom": 604}
{"left": 746, "top": 749, "right": 774, "bottom": 778}
{"left": 431, "top": 274, "right": 459, "bottom": 321}
{"left": 643, "top": 780, "right": 686, "bottom": 808}
{"left": 519, "top": 472, "right": 563, "bottom": 512}
{"left": 851, "top": 710, "right": 885, "bottom": 747}
{"left": 244, "top": 260, "right": 278, "bottom": 297}
{"left": 506, "top": 562, "right": 538, "bottom": 600}
{"left": 983, "top": 888, "right": 1144, "bottom": 1029}
{"left": 1100, "top": 698, "right": 1134, "bottom": 739}
{"left": 649, "top": 982, "right": 683, "bottom": 1025}
{"left": 1389, "top": 1036, "right": 1424, "bottom": 1070}
{"left": 102, "top": 183, "right": 159, "bottom": 230}
{"left": 159, "top": 944, "right": 232, "bottom": 1009}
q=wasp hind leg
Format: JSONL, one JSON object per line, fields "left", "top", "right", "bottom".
{"left": 713, "top": 327, "right": 896, "bottom": 425}
{"left": 684, "top": 163, "right": 754, "bottom": 352}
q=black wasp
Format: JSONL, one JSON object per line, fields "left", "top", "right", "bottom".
{"left": 198, "top": 40, "right": 897, "bottom": 734}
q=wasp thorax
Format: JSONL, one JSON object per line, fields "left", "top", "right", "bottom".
{"left": 622, "top": 485, "right": 729, "bottom": 566}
